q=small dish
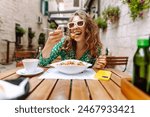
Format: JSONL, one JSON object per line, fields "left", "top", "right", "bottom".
{"left": 16, "top": 67, "right": 44, "bottom": 76}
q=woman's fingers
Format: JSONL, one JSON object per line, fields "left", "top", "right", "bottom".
{"left": 49, "top": 34, "right": 62, "bottom": 40}
{"left": 49, "top": 29, "right": 63, "bottom": 36}
{"left": 97, "top": 60, "right": 106, "bottom": 65}
{"left": 94, "top": 63, "right": 104, "bottom": 69}
{"left": 98, "top": 55, "right": 106, "bottom": 58}
{"left": 44, "top": 28, "right": 63, "bottom": 48}
{"left": 98, "top": 55, "right": 107, "bottom": 64}
{"left": 48, "top": 29, "right": 63, "bottom": 43}
{"left": 94, "top": 55, "right": 107, "bottom": 69}
{"left": 97, "top": 59, "right": 106, "bottom": 64}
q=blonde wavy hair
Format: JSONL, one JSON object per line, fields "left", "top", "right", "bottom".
{"left": 61, "top": 10, "right": 103, "bottom": 58}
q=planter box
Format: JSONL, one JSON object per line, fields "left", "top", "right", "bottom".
{"left": 121, "top": 78, "right": 150, "bottom": 100}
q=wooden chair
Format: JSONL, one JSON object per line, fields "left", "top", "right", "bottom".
{"left": 14, "top": 50, "right": 37, "bottom": 67}
{"left": 106, "top": 56, "right": 128, "bottom": 72}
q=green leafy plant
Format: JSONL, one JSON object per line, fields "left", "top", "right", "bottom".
{"left": 28, "top": 31, "right": 35, "bottom": 39}
{"left": 28, "top": 30, "right": 35, "bottom": 48}
{"left": 38, "top": 33, "right": 45, "bottom": 46}
{"left": 122, "top": 0, "right": 150, "bottom": 21}
{"left": 102, "top": 6, "right": 120, "bottom": 23}
{"left": 95, "top": 16, "right": 107, "bottom": 31}
{"left": 95, "top": 6, "right": 120, "bottom": 31}
{"left": 16, "top": 26, "right": 26, "bottom": 37}
{"left": 49, "top": 22, "right": 57, "bottom": 29}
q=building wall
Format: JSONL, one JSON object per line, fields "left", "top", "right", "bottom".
{"left": 0, "top": 0, "right": 47, "bottom": 63}
{"left": 100, "top": 0, "right": 150, "bottom": 75}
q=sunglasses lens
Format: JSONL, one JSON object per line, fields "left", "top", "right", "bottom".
{"left": 68, "top": 23, "right": 74, "bottom": 29}
{"left": 77, "top": 21, "right": 84, "bottom": 26}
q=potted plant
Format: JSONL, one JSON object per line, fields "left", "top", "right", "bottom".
{"left": 16, "top": 26, "right": 26, "bottom": 37}
{"left": 38, "top": 33, "right": 45, "bottom": 48}
{"left": 15, "top": 26, "right": 26, "bottom": 49}
{"left": 49, "top": 22, "right": 58, "bottom": 29}
{"left": 102, "top": 6, "right": 120, "bottom": 23}
{"left": 28, "top": 31, "right": 35, "bottom": 39}
{"left": 28, "top": 30, "right": 35, "bottom": 48}
{"left": 122, "top": 0, "right": 150, "bottom": 21}
{"left": 95, "top": 16, "right": 107, "bottom": 31}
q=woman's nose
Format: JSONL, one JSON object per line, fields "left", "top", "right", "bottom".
{"left": 73, "top": 24, "right": 78, "bottom": 29}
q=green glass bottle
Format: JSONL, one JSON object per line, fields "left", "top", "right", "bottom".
{"left": 146, "top": 38, "right": 150, "bottom": 94}
{"left": 133, "top": 39, "right": 149, "bottom": 92}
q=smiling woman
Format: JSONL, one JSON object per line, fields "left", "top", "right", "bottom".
{"left": 39, "top": 10, "right": 106, "bottom": 69}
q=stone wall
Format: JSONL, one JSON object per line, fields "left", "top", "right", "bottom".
{"left": 0, "top": 0, "right": 48, "bottom": 63}
{"left": 100, "top": 0, "right": 150, "bottom": 74}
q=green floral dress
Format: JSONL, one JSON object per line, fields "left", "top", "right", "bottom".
{"left": 39, "top": 38, "right": 101, "bottom": 66}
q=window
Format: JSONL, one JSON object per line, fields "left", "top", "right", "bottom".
{"left": 74, "top": 0, "right": 79, "bottom": 7}
{"left": 40, "top": 0, "right": 49, "bottom": 16}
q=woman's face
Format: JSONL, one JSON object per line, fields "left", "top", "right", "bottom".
{"left": 68, "top": 15, "right": 85, "bottom": 42}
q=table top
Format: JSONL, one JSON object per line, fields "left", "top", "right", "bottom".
{"left": 0, "top": 67, "right": 131, "bottom": 100}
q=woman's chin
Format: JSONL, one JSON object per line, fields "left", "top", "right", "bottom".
{"left": 74, "top": 36, "right": 82, "bottom": 41}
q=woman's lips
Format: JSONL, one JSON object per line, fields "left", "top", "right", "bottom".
{"left": 75, "top": 31, "right": 82, "bottom": 35}
{"left": 70, "top": 30, "right": 82, "bottom": 39}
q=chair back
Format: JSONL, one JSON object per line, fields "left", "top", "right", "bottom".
{"left": 106, "top": 56, "right": 128, "bottom": 72}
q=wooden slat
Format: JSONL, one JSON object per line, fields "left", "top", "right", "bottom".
{"left": 109, "top": 68, "right": 131, "bottom": 78}
{"left": 26, "top": 79, "right": 57, "bottom": 100}
{"left": 71, "top": 80, "right": 90, "bottom": 100}
{"left": 49, "top": 80, "right": 70, "bottom": 100}
{"left": 106, "top": 56, "right": 128, "bottom": 72}
{"left": 107, "top": 56, "right": 128, "bottom": 59}
{"left": 2, "top": 74, "right": 20, "bottom": 80}
{"left": 0, "top": 67, "right": 21, "bottom": 79}
{"left": 110, "top": 73, "right": 121, "bottom": 86}
{"left": 86, "top": 80, "right": 112, "bottom": 100}
{"left": 100, "top": 80, "right": 127, "bottom": 100}
{"left": 107, "top": 63, "right": 127, "bottom": 65}
{"left": 28, "top": 77, "right": 43, "bottom": 92}
{"left": 107, "top": 60, "right": 127, "bottom": 62}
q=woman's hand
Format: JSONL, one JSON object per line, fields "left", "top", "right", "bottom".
{"left": 93, "top": 55, "right": 107, "bottom": 69}
{"left": 46, "top": 28, "right": 63, "bottom": 48}
{"left": 42, "top": 28, "right": 63, "bottom": 58}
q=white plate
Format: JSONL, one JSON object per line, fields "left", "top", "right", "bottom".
{"left": 16, "top": 67, "right": 44, "bottom": 76}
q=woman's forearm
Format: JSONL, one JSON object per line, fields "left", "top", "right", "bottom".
{"left": 42, "top": 45, "right": 53, "bottom": 58}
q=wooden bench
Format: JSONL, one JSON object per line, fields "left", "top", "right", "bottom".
{"left": 106, "top": 56, "right": 128, "bottom": 72}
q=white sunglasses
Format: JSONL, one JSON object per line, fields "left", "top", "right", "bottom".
{"left": 67, "top": 20, "right": 85, "bottom": 29}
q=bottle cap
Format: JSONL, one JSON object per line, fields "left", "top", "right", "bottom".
{"left": 137, "top": 39, "right": 149, "bottom": 47}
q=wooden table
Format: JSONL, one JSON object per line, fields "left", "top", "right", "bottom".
{"left": 0, "top": 67, "right": 131, "bottom": 100}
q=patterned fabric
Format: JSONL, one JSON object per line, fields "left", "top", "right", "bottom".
{"left": 39, "top": 38, "right": 101, "bottom": 66}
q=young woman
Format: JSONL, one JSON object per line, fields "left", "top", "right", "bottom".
{"left": 39, "top": 10, "right": 106, "bottom": 69}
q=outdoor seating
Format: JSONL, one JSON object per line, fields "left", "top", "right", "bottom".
{"left": 106, "top": 56, "right": 128, "bottom": 72}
